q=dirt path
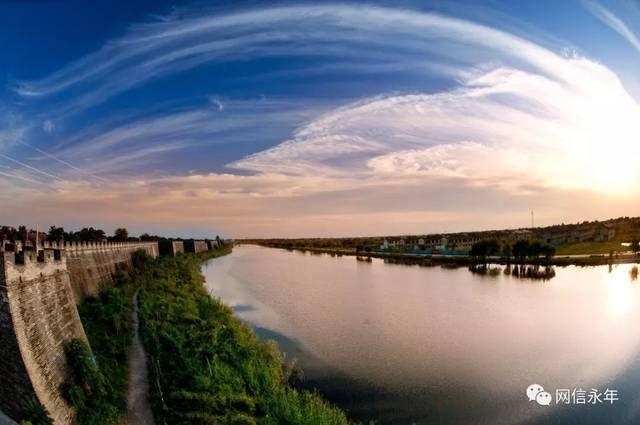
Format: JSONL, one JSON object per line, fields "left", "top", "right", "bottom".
{"left": 126, "top": 291, "right": 155, "bottom": 425}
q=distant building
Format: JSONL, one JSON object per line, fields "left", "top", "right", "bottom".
{"left": 436, "top": 237, "right": 448, "bottom": 250}
{"left": 380, "top": 238, "right": 406, "bottom": 250}
{"left": 508, "top": 229, "right": 532, "bottom": 241}
{"left": 595, "top": 225, "right": 615, "bottom": 242}
{"left": 541, "top": 227, "right": 598, "bottom": 245}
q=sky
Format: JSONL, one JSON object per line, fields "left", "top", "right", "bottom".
{"left": 1, "top": 0, "right": 640, "bottom": 238}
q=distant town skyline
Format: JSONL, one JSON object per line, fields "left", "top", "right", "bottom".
{"left": 1, "top": 1, "right": 640, "bottom": 238}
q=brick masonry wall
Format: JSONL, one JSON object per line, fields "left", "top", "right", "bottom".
{"left": 172, "top": 241, "right": 185, "bottom": 255}
{"left": 159, "top": 240, "right": 184, "bottom": 257}
{"left": 0, "top": 242, "right": 159, "bottom": 424}
{"left": 0, "top": 252, "right": 38, "bottom": 421}
{"left": 1, "top": 252, "right": 84, "bottom": 424}
{"left": 184, "top": 240, "right": 208, "bottom": 253}
{"left": 64, "top": 242, "right": 158, "bottom": 303}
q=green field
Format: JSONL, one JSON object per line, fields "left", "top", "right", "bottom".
{"left": 555, "top": 240, "right": 628, "bottom": 255}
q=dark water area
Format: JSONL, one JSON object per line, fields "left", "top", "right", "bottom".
{"left": 202, "top": 245, "right": 640, "bottom": 424}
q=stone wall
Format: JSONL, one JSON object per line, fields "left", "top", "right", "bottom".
{"left": 0, "top": 250, "right": 84, "bottom": 424}
{"left": 56, "top": 242, "right": 158, "bottom": 303}
{"left": 184, "top": 239, "right": 208, "bottom": 253}
{"left": 0, "top": 241, "right": 159, "bottom": 424}
{"left": 159, "top": 240, "right": 184, "bottom": 257}
{"left": 0, "top": 252, "right": 38, "bottom": 422}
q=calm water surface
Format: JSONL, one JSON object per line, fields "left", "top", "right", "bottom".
{"left": 202, "top": 245, "right": 640, "bottom": 424}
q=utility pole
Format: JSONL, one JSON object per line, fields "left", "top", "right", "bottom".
{"left": 530, "top": 210, "right": 534, "bottom": 229}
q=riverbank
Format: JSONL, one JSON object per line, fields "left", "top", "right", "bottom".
{"left": 248, "top": 244, "right": 640, "bottom": 267}
{"left": 136, "top": 247, "right": 352, "bottom": 425}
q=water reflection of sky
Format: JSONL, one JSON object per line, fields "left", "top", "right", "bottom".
{"left": 202, "top": 246, "right": 640, "bottom": 424}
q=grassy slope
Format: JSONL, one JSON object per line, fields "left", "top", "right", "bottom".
{"left": 555, "top": 240, "right": 625, "bottom": 255}
{"left": 137, "top": 247, "right": 352, "bottom": 425}
{"left": 76, "top": 272, "right": 136, "bottom": 424}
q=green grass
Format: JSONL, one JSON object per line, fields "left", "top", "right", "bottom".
{"left": 555, "top": 240, "right": 627, "bottom": 255}
{"left": 74, "top": 271, "right": 136, "bottom": 424}
{"left": 136, "top": 247, "right": 353, "bottom": 425}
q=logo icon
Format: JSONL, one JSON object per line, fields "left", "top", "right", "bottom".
{"left": 536, "top": 391, "right": 552, "bottom": 406}
{"left": 527, "top": 384, "right": 551, "bottom": 406}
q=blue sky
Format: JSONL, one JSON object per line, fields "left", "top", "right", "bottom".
{"left": 1, "top": 0, "right": 640, "bottom": 238}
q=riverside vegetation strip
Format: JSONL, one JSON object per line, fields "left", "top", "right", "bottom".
{"left": 137, "top": 247, "right": 351, "bottom": 425}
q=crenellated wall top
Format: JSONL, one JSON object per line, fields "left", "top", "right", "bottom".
{"left": 0, "top": 241, "right": 159, "bottom": 266}
{"left": 41, "top": 240, "right": 157, "bottom": 251}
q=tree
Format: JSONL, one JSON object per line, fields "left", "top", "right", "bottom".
{"left": 469, "top": 241, "right": 487, "bottom": 258}
{"left": 487, "top": 240, "right": 500, "bottom": 256}
{"left": 17, "top": 225, "right": 27, "bottom": 242}
{"left": 470, "top": 240, "right": 499, "bottom": 261}
{"left": 112, "top": 228, "right": 129, "bottom": 242}
{"left": 77, "top": 227, "right": 106, "bottom": 242}
{"left": 631, "top": 238, "right": 640, "bottom": 254}
{"left": 512, "top": 240, "right": 530, "bottom": 262}
{"left": 541, "top": 244, "right": 556, "bottom": 260}
{"left": 528, "top": 241, "right": 544, "bottom": 259}
{"left": 501, "top": 244, "right": 513, "bottom": 261}
{"left": 47, "top": 226, "right": 65, "bottom": 242}
{"left": 0, "top": 226, "right": 13, "bottom": 241}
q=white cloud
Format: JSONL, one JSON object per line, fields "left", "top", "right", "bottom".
{"left": 585, "top": 1, "right": 640, "bottom": 54}
{"left": 232, "top": 63, "right": 640, "bottom": 195}
{"left": 210, "top": 97, "right": 224, "bottom": 112}
{"left": 42, "top": 119, "right": 55, "bottom": 134}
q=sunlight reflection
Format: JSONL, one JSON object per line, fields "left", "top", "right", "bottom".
{"left": 607, "top": 265, "right": 635, "bottom": 316}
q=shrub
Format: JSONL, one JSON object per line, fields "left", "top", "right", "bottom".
{"left": 20, "top": 399, "right": 53, "bottom": 425}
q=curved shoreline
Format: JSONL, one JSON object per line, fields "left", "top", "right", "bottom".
{"left": 248, "top": 244, "right": 640, "bottom": 267}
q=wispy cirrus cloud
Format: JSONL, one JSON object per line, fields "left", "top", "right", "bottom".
{"left": 53, "top": 98, "right": 326, "bottom": 176}
{"left": 9, "top": 5, "right": 579, "bottom": 114}
{"left": 585, "top": 1, "right": 640, "bottom": 54}
{"left": 3, "top": 4, "right": 640, "bottom": 236}
{"left": 232, "top": 63, "right": 640, "bottom": 195}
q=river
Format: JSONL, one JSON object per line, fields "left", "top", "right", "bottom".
{"left": 202, "top": 245, "right": 640, "bottom": 424}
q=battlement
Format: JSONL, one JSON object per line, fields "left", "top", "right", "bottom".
{"left": 0, "top": 241, "right": 159, "bottom": 269}
{"left": 1, "top": 249, "right": 65, "bottom": 267}
{"left": 0, "top": 240, "right": 159, "bottom": 423}
{"left": 0, "top": 240, "right": 157, "bottom": 254}
{"left": 40, "top": 240, "right": 158, "bottom": 253}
